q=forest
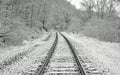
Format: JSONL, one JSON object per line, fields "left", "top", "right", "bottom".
{"left": 0, "top": 0, "right": 120, "bottom": 47}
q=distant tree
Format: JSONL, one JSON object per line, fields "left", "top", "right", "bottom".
{"left": 39, "top": 0, "right": 48, "bottom": 32}
{"left": 81, "top": 0, "right": 95, "bottom": 19}
{"left": 0, "top": 0, "right": 2, "bottom": 12}
{"left": 81, "top": 0, "right": 119, "bottom": 19}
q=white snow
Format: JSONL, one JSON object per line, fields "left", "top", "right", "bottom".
{"left": 1, "top": 31, "right": 120, "bottom": 75}
{"left": 0, "top": 32, "right": 51, "bottom": 64}
{"left": 0, "top": 32, "right": 56, "bottom": 75}
{"left": 62, "top": 32, "right": 120, "bottom": 75}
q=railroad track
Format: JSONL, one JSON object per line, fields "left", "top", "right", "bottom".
{"left": 60, "top": 33, "right": 86, "bottom": 75}
{"left": 35, "top": 32, "right": 58, "bottom": 75}
{"left": 35, "top": 32, "right": 102, "bottom": 75}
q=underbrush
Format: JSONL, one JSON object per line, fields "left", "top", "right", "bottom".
{"left": 82, "top": 17, "right": 120, "bottom": 43}
{"left": 0, "top": 20, "right": 42, "bottom": 47}
{"left": 67, "top": 17, "right": 85, "bottom": 32}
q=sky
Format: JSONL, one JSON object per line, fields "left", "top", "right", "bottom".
{"left": 66, "top": 0, "right": 83, "bottom": 9}
{"left": 67, "top": 0, "right": 120, "bottom": 16}
{"left": 66, "top": 0, "right": 120, "bottom": 12}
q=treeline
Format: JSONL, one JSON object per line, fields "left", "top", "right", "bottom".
{"left": 77, "top": 0, "right": 120, "bottom": 42}
{"left": 0, "top": 0, "right": 119, "bottom": 47}
{"left": 0, "top": 0, "right": 48, "bottom": 46}
{"left": 0, "top": 0, "right": 80, "bottom": 46}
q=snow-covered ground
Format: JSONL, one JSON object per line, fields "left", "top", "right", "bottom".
{"left": 0, "top": 32, "right": 56, "bottom": 75}
{"left": 63, "top": 32, "right": 120, "bottom": 75}
{"left": 1, "top": 31, "right": 120, "bottom": 75}
{"left": 46, "top": 33, "right": 78, "bottom": 74}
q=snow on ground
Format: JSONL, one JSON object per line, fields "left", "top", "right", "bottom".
{"left": 0, "top": 32, "right": 51, "bottom": 65}
{"left": 63, "top": 32, "right": 120, "bottom": 75}
{"left": 0, "top": 32, "right": 56, "bottom": 75}
{"left": 46, "top": 33, "right": 78, "bottom": 74}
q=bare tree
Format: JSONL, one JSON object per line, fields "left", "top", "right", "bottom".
{"left": 81, "top": 0, "right": 119, "bottom": 19}
{"left": 39, "top": 0, "right": 48, "bottom": 32}
{"left": 30, "top": 4, "right": 34, "bottom": 28}
{"left": 81, "top": 0, "right": 95, "bottom": 19}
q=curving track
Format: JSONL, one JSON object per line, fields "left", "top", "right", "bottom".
{"left": 35, "top": 32, "right": 58, "bottom": 75}
{"left": 60, "top": 33, "right": 86, "bottom": 75}
{"left": 35, "top": 32, "right": 86, "bottom": 75}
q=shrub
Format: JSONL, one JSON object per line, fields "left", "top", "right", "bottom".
{"left": 83, "top": 17, "right": 120, "bottom": 42}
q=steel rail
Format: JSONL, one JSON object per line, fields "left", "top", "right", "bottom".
{"left": 36, "top": 32, "right": 58, "bottom": 75}
{"left": 60, "top": 33, "right": 87, "bottom": 75}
